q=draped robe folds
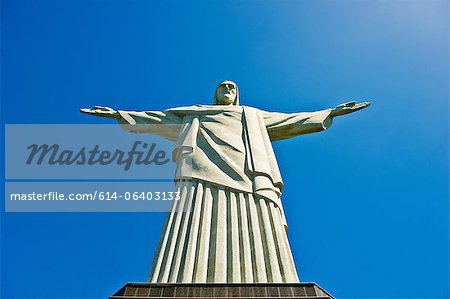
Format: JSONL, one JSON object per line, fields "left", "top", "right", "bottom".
{"left": 118, "top": 105, "right": 332, "bottom": 283}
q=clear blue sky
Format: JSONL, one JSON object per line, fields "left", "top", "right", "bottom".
{"left": 1, "top": 0, "right": 448, "bottom": 298}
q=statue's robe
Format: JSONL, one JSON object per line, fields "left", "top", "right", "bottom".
{"left": 118, "top": 105, "right": 332, "bottom": 283}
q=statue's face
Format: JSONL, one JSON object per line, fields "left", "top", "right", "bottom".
{"left": 216, "top": 82, "right": 237, "bottom": 105}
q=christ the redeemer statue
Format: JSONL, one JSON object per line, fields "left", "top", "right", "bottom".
{"left": 81, "top": 81, "right": 369, "bottom": 284}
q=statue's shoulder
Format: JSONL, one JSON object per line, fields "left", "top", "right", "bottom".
{"left": 241, "top": 105, "right": 260, "bottom": 111}
{"left": 241, "top": 105, "right": 266, "bottom": 117}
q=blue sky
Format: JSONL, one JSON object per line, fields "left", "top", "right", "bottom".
{"left": 1, "top": 0, "right": 448, "bottom": 298}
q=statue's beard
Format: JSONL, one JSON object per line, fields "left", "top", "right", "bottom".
{"left": 217, "top": 94, "right": 235, "bottom": 104}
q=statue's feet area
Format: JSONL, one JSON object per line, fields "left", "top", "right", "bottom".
{"left": 110, "top": 282, "right": 334, "bottom": 298}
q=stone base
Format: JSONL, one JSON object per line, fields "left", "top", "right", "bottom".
{"left": 109, "top": 283, "right": 334, "bottom": 299}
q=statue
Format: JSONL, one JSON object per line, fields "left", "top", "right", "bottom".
{"left": 81, "top": 80, "right": 370, "bottom": 284}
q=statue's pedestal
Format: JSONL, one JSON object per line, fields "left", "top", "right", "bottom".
{"left": 109, "top": 282, "right": 334, "bottom": 299}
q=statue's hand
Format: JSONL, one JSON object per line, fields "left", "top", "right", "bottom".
{"left": 80, "top": 106, "right": 119, "bottom": 119}
{"left": 330, "top": 101, "right": 371, "bottom": 117}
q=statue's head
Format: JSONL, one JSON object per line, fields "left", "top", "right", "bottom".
{"left": 214, "top": 80, "right": 239, "bottom": 105}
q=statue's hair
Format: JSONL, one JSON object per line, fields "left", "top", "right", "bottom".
{"left": 214, "top": 80, "right": 239, "bottom": 105}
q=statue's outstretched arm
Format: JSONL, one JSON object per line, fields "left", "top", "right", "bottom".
{"left": 80, "top": 106, "right": 183, "bottom": 141}
{"left": 264, "top": 101, "right": 370, "bottom": 141}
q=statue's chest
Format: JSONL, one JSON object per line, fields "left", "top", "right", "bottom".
{"left": 183, "top": 109, "right": 244, "bottom": 136}
{"left": 185, "top": 110, "right": 246, "bottom": 154}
